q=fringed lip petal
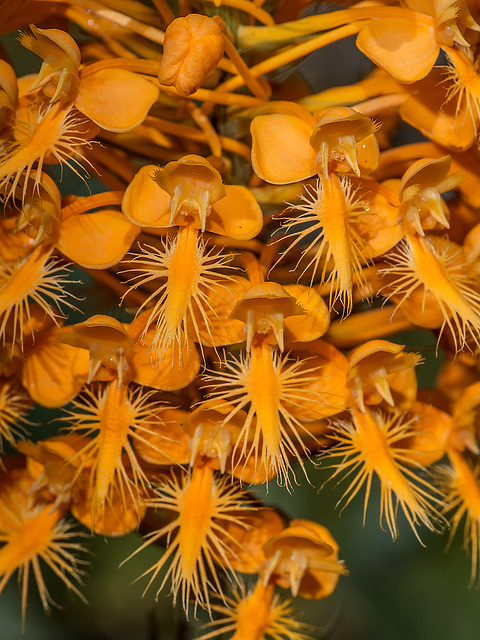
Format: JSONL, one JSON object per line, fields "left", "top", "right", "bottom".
{"left": 356, "top": 19, "right": 438, "bottom": 83}
{"left": 57, "top": 209, "right": 140, "bottom": 269}
{"left": 122, "top": 165, "right": 172, "bottom": 227}
{"left": 75, "top": 68, "right": 159, "bottom": 133}
{"left": 250, "top": 113, "right": 316, "bottom": 184}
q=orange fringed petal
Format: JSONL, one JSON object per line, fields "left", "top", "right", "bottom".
{"left": 57, "top": 209, "right": 140, "bottom": 269}
{"left": 356, "top": 19, "right": 438, "bottom": 84}
{"left": 75, "top": 68, "right": 159, "bottom": 133}
{"left": 208, "top": 185, "right": 263, "bottom": 240}
{"left": 250, "top": 114, "right": 316, "bottom": 184}
{"left": 122, "top": 164, "right": 172, "bottom": 227}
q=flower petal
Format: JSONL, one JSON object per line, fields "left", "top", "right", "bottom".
{"left": 76, "top": 68, "right": 159, "bottom": 133}
{"left": 122, "top": 165, "right": 172, "bottom": 227}
{"left": 251, "top": 113, "right": 316, "bottom": 184}
{"left": 356, "top": 19, "right": 438, "bottom": 83}
{"left": 57, "top": 209, "right": 140, "bottom": 269}
{"left": 207, "top": 185, "right": 263, "bottom": 239}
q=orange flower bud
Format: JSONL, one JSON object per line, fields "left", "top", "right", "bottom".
{"left": 158, "top": 14, "right": 224, "bottom": 96}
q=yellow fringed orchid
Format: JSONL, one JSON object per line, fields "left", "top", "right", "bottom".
{"left": 440, "top": 448, "right": 480, "bottom": 584}
{"left": 323, "top": 407, "right": 445, "bottom": 540}
{"left": 399, "top": 69, "right": 478, "bottom": 151}
{"left": 0, "top": 468, "right": 87, "bottom": 627}
{"left": 20, "top": 24, "right": 160, "bottom": 133}
{"left": 0, "top": 381, "right": 32, "bottom": 451}
{"left": 261, "top": 519, "right": 346, "bottom": 599}
{"left": 250, "top": 105, "right": 379, "bottom": 184}
{"left": 56, "top": 315, "right": 179, "bottom": 529}
{"left": 0, "top": 244, "right": 79, "bottom": 352}
{"left": 346, "top": 340, "right": 422, "bottom": 413}
{"left": 197, "top": 579, "right": 310, "bottom": 640}
{"left": 380, "top": 234, "right": 480, "bottom": 352}
{"left": 205, "top": 282, "right": 334, "bottom": 486}
{"left": 122, "top": 155, "right": 263, "bottom": 361}
{"left": 126, "top": 465, "right": 252, "bottom": 615}
{"left": 356, "top": 0, "right": 480, "bottom": 83}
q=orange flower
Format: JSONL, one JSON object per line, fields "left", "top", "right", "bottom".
{"left": 251, "top": 105, "right": 379, "bottom": 184}
{"left": 20, "top": 24, "right": 160, "bottom": 132}
{"left": 0, "top": 245, "right": 78, "bottom": 352}
{"left": 346, "top": 340, "right": 422, "bottom": 412}
{"left": 126, "top": 466, "right": 251, "bottom": 614}
{"left": 380, "top": 234, "right": 480, "bottom": 352}
{"left": 262, "top": 519, "right": 346, "bottom": 598}
{"left": 356, "top": 0, "right": 479, "bottom": 83}
{"left": 0, "top": 468, "right": 86, "bottom": 627}
{"left": 122, "top": 155, "right": 262, "bottom": 361}
{"left": 324, "top": 407, "right": 444, "bottom": 540}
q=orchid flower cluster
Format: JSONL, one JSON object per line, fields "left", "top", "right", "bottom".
{"left": 1, "top": 0, "right": 480, "bottom": 636}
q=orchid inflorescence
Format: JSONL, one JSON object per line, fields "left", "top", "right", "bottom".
{"left": 1, "top": 0, "right": 480, "bottom": 636}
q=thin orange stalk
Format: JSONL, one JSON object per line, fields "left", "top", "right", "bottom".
{"left": 217, "top": 21, "right": 371, "bottom": 95}
{"left": 143, "top": 116, "right": 253, "bottom": 160}
{"left": 326, "top": 307, "right": 415, "bottom": 349}
{"left": 36, "top": 0, "right": 167, "bottom": 45}
{"left": 187, "top": 103, "right": 222, "bottom": 158}
{"left": 238, "top": 7, "right": 433, "bottom": 48}
{"left": 158, "top": 83, "right": 264, "bottom": 108}
{"left": 151, "top": 0, "right": 175, "bottom": 24}
{"left": 205, "top": 0, "right": 275, "bottom": 25}
{"left": 61, "top": 191, "right": 124, "bottom": 220}
{"left": 220, "top": 32, "right": 270, "bottom": 102}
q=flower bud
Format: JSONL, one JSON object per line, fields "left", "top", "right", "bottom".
{"left": 158, "top": 14, "right": 224, "bottom": 96}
